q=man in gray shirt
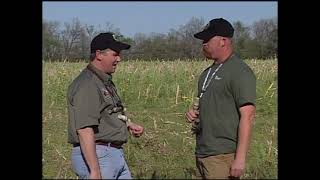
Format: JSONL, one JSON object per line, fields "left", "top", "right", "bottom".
{"left": 67, "top": 32, "right": 144, "bottom": 179}
{"left": 186, "top": 18, "right": 256, "bottom": 179}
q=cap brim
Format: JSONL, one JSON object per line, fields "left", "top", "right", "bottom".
{"left": 110, "top": 41, "right": 131, "bottom": 53}
{"left": 194, "top": 30, "right": 216, "bottom": 42}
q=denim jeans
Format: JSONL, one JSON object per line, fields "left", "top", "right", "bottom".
{"left": 71, "top": 144, "right": 132, "bottom": 179}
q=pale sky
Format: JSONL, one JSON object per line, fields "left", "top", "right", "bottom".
{"left": 43, "top": 1, "right": 278, "bottom": 38}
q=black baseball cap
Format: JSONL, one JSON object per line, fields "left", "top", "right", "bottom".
{"left": 90, "top": 32, "right": 131, "bottom": 53}
{"left": 194, "top": 18, "right": 234, "bottom": 43}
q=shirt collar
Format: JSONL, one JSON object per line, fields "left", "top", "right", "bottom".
{"left": 87, "top": 63, "right": 112, "bottom": 85}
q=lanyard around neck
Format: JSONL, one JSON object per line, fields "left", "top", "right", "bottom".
{"left": 199, "top": 63, "right": 223, "bottom": 98}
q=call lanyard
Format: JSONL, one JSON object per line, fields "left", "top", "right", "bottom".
{"left": 199, "top": 63, "right": 223, "bottom": 98}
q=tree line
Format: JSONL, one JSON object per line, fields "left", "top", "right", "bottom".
{"left": 43, "top": 17, "right": 277, "bottom": 61}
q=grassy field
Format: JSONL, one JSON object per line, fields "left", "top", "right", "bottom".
{"left": 43, "top": 58, "right": 277, "bottom": 179}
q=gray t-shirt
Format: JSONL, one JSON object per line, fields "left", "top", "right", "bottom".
{"left": 196, "top": 54, "right": 256, "bottom": 156}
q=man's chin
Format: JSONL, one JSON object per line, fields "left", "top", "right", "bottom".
{"left": 204, "top": 55, "right": 211, "bottom": 59}
{"left": 105, "top": 69, "right": 115, "bottom": 74}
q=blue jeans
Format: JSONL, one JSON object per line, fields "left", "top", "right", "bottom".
{"left": 72, "top": 144, "right": 132, "bottom": 179}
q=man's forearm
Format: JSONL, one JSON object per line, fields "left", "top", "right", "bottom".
{"left": 235, "top": 105, "right": 255, "bottom": 161}
{"left": 77, "top": 127, "right": 100, "bottom": 173}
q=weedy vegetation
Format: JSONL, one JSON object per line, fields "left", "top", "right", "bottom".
{"left": 43, "top": 58, "right": 277, "bottom": 179}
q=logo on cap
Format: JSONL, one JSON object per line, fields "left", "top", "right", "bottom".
{"left": 112, "top": 34, "right": 118, "bottom": 41}
{"left": 203, "top": 23, "right": 210, "bottom": 31}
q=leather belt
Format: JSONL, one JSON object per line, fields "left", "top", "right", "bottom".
{"left": 73, "top": 140, "right": 123, "bottom": 149}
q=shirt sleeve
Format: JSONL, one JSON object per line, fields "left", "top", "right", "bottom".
{"left": 72, "top": 81, "right": 101, "bottom": 130}
{"left": 232, "top": 67, "right": 256, "bottom": 108}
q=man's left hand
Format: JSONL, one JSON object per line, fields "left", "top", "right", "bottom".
{"left": 230, "top": 158, "right": 246, "bottom": 178}
{"left": 128, "top": 122, "right": 144, "bottom": 137}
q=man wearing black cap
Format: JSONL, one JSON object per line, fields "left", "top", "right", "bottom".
{"left": 186, "top": 18, "right": 256, "bottom": 179}
{"left": 67, "top": 32, "right": 144, "bottom": 179}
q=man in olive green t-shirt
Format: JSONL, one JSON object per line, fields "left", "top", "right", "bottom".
{"left": 186, "top": 18, "right": 256, "bottom": 179}
{"left": 67, "top": 32, "right": 144, "bottom": 179}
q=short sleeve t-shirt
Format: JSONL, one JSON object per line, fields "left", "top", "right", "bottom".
{"left": 196, "top": 54, "right": 256, "bottom": 156}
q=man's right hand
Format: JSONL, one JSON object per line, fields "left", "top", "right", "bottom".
{"left": 89, "top": 170, "right": 102, "bottom": 179}
{"left": 185, "top": 109, "right": 199, "bottom": 123}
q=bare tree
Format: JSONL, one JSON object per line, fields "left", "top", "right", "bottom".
{"left": 178, "top": 17, "right": 205, "bottom": 58}
{"left": 43, "top": 16, "right": 277, "bottom": 61}
{"left": 252, "top": 17, "right": 278, "bottom": 58}
{"left": 79, "top": 27, "right": 90, "bottom": 59}
{"left": 104, "top": 22, "right": 121, "bottom": 35}
{"left": 232, "top": 21, "right": 251, "bottom": 58}
{"left": 42, "top": 19, "right": 61, "bottom": 59}
{"left": 85, "top": 24, "right": 97, "bottom": 42}
{"left": 61, "top": 18, "right": 82, "bottom": 59}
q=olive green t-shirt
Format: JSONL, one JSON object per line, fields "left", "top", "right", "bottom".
{"left": 67, "top": 64, "right": 129, "bottom": 144}
{"left": 196, "top": 54, "right": 256, "bottom": 157}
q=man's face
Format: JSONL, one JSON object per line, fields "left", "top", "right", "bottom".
{"left": 96, "top": 49, "right": 121, "bottom": 74}
{"left": 202, "top": 36, "right": 223, "bottom": 60}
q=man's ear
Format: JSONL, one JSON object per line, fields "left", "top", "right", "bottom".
{"left": 220, "top": 38, "right": 226, "bottom": 47}
{"left": 95, "top": 50, "right": 102, "bottom": 61}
